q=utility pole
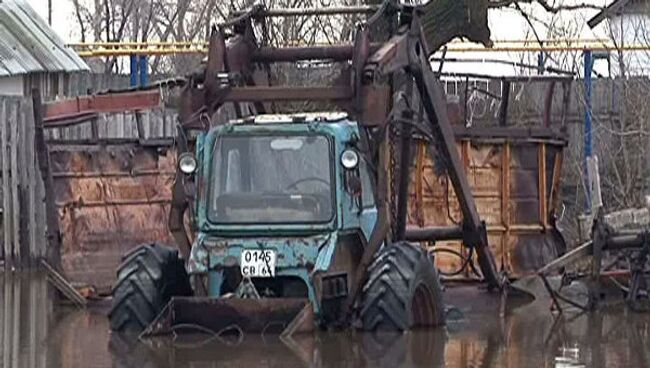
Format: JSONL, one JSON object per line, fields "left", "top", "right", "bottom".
{"left": 48, "top": 0, "right": 52, "bottom": 25}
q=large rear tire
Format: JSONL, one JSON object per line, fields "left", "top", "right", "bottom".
{"left": 109, "top": 243, "right": 192, "bottom": 333}
{"left": 359, "top": 241, "right": 445, "bottom": 331}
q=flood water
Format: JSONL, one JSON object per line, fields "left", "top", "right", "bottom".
{"left": 1, "top": 272, "right": 649, "bottom": 368}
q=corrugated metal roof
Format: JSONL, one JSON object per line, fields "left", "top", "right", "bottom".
{"left": 0, "top": 0, "right": 89, "bottom": 76}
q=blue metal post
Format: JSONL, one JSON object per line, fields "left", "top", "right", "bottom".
{"left": 129, "top": 54, "right": 138, "bottom": 87}
{"left": 584, "top": 49, "right": 594, "bottom": 212}
{"left": 537, "top": 52, "right": 545, "bottom": 75}
{"left": 139, "top": 55, "right": 149, "bottom": 87}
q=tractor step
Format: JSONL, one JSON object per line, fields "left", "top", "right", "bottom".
{"left": 141, "top": 297, "right": 312, "bottom": 337}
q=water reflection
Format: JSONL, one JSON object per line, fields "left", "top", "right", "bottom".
{"left": 0, "top": 272, "right": 50, "bottom": 368}
{"left": 1, "top": 273, "right": 649, "bottom": 368}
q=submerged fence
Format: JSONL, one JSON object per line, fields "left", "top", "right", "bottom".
{"left": 0, "top": 273, "right": 50, "bottom": 368}
{"left": 0, "top": 97, "right": 46, "bottom": 268}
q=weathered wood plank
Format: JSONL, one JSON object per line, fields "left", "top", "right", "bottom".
{"left": 37, "top": 277, "right": 48, "bottom": 368}
{"left": 28, "top": 276, "right": 37, "bottom": 368}
{"left": 34, "top": 161, "right": 46, "bottom": 260}
{"left": 33, "top": 90, "right": 62, "bottom": 268}
{"left": 18, "top": 100, "right": 30, "bottom": 267}
{"left": 10, "top": 101, "right": 20, "bottom": 265}
{"left": 24, "top": 100, "right": 38, "bottom": 265}
{"left": 0, "top": 99, "right": 13, "bottom": 268}
{"left": 3, "top": 274, "right": 12, "bottom": 367}
{"left": 11, "top": 273, "right": 19, "bottom": 368}
{"left": 0, "top": 98, "right": 8, "bottom": 265}
{"left": 0, "top": 273, "right": 4, "bottom": 367}
{"left": 41, "top": 260, "right": 87, "bottom": 308}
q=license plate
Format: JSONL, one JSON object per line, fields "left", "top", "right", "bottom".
{"left": 241, "top": 250, "right": 276, "bottom": 278}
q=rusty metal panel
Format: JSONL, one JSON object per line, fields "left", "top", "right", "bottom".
{"left": 49, "top": 143, "right": 176, "bottom": 290}
{"left": 43, "top": 90, "right": 162, "bottom": 124}
{"left": 409, "top": 131, "right": 567, "bottom": 278}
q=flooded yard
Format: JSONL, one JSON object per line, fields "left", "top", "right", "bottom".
{"left": 1, "top": 272, "right": 649, "bottom": 368}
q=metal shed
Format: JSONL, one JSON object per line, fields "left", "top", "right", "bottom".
{"left": 0, "top": 0, "right": 88, "bottom": 98}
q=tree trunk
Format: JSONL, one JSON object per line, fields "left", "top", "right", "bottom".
{"left": 421, "top": 0, "right": 492, "bottom": 53}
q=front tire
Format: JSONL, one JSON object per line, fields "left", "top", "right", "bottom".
{"left": 109, "top": 243, "right": 192, "bottom": 333}
{"left": 359, "top": 241, "right": 445, "bottom": 331}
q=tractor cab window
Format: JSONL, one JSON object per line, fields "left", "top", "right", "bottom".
{"left": 210, "top": 134, "right": 334, "bottom": 224}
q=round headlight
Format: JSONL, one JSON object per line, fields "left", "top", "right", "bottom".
{"left": 178, "top": 153, "right": 197, "bottom": 174}
{"left": 341, "top": 149, "right": 359, "bottom": 170}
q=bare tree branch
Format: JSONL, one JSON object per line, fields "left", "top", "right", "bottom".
{"left": 489, "top": 0, "right": 603, "bottom": 13}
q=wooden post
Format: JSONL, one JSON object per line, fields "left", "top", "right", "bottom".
{"left": 10, "top": 102, "right": 20, "bottom": 266}
{"left": 0, "top": 98, "right": 10, "bottom": 267}
{"left": 23, "top": 100, "right": 38, "bottom": 266}
{"left": 32, "top": 89, "right": 62, "bottom": 269}
{"left": 18, "top": 101, "right": 31, "bottom": 267}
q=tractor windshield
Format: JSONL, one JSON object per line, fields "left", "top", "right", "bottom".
{"left": 209, "top": 134, "right": 334, "bottom": 224}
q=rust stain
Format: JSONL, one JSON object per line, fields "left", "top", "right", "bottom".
{"left": 409, "top": 132, "right": 566, "bottom": 278}
{"left": 51, "top": 145, "right": 176, "bottom": 290}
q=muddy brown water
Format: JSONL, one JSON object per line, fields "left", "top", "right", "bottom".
{"left": 1, "top": 272, "right": 649, "bottom": 368}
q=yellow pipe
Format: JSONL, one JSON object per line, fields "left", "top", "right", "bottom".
{"left": 77, "top": 49, "right": 207, "bottom": 57}
{"left": 71, "top": 39, "right": 650, "bottom": 57}
{"left": 68, "top": 41, "right": 208, "bottom": 48}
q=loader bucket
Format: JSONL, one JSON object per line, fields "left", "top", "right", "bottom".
{"left": 141, "top": 297, "right": 313, "bottom": 338}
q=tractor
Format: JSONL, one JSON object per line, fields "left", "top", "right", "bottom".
{"left": 102, "top": 2, "right": 505, "bottom": 335}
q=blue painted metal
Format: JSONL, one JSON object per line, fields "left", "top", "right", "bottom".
{"left": 584, "top": 49, "right": 593, "bottom": 212}
{"left": 129, "top": 54, "right": 138, "bottom": 87}
{"left": 139, "top": 55, "right": 148, "bottom": 86}
{"left": 187, "top": 115, "right": 378, "bottom": 322}
{"left": 208, "top": 270, "right": 224, "bottom": 296}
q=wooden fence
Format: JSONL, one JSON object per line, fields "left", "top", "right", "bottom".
{"left": 0, "top": 97, "right": 46, "bottom": 268}
{"left": 0, "top": 104, "right": 176, "bottom": 270}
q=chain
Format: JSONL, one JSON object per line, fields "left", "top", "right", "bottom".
{"left": 388, "top": 123, "right": 399, "bottom": 239}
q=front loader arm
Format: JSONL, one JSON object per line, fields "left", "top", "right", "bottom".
{"left": 409, "top": 51, "right": 502, "bottom": 290}
{"left": 359, "top": 13, "right": 503, "bottom": 290}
